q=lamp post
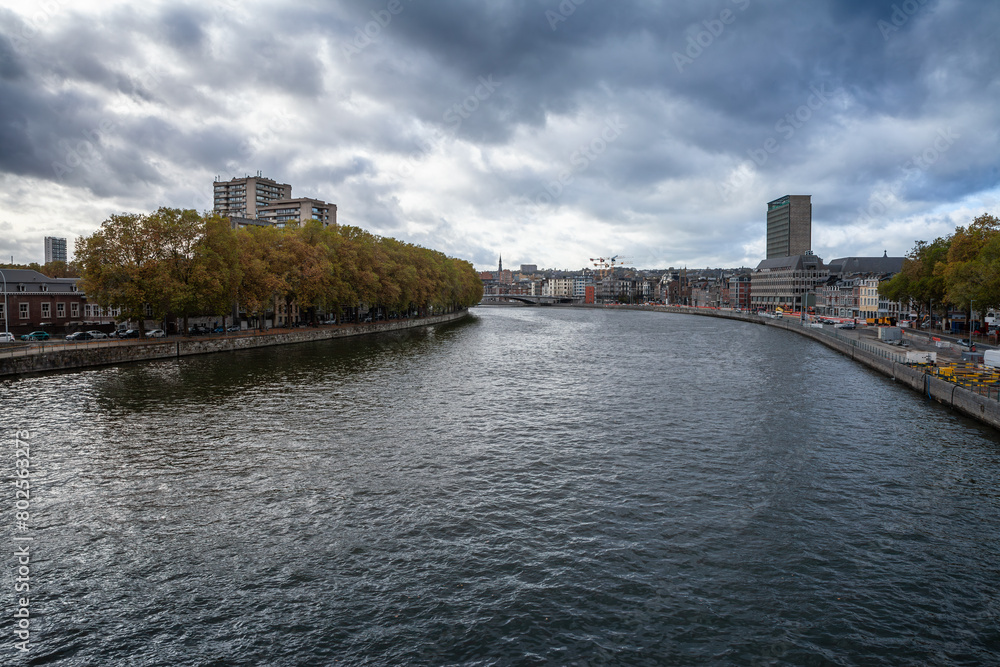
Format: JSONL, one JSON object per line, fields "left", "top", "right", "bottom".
{"left": 970, "top": 298, "right": 974, "bottom": 346}
{"left": 0, "top": 268, "right": 7, "bottom": 336}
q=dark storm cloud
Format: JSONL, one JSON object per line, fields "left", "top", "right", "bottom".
{"left": 0, "top": 0, "right": 997, "bottom": 268}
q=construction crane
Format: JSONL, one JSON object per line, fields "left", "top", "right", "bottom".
{"left": 590, "top": 255, "right": 633, "bottom": 303}
{"left": 589, "top": 255, "right": 632, "bottom": 276}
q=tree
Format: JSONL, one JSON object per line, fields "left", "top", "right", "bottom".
{"left": 192, "top": 214, "right": 242, "bottom": 330}
{"left": 76, "top": 212, "right": 165, "bottom": 336}
{"left": 940, "top": 214, "right": 1000, "bottom": 313}
{"left": 880, "top": 237, "right": 949, "bottom": 321}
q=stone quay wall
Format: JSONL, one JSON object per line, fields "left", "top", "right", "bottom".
{"left": 0, "top": 310, "right": 471, "bottom": 378}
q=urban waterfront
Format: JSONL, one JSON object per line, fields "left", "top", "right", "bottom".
{"left": 3, "top": 307, "right": 1000, "bottom": 665}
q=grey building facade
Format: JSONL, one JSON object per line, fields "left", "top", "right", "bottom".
{"left": 766, "top": 195, "right": 812, "bottom": 259}
{"left": 44, "top": 236, "right": 67, "bottom": 264}
{"left": 750, "top": 253, "right": 828, "bottom": 312}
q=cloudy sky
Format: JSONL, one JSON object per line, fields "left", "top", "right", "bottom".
{"left": 1, "top": 0, "right": 997, "bottom": 271}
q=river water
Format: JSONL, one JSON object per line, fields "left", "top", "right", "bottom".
{"left": 2, "top": 306, "right": 999, "bottom": 665}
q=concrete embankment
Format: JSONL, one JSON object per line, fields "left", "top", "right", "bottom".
{"left": 611, "top": 304, "right": 1000, "bottom": 432}
{"left": 0, "top": 310, "right": 471, "bottom": 378}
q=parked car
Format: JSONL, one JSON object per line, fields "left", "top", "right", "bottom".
{"left": 86, "top": 330, "right": 108, "bottom": 339}
{"left": 145, "top": 329, "right": 166, "bottom": 338}
{"left": 0, "top": 332, "right": 15, "bottom": 343}
{"left": 834, "top": 322, "right": 856, "bottom": 330}
{"left": 20, "top": 331, "right": 50, "bottom": 341}
{"left": 212, "top": 326, "right": 225, "bottom": 334}
{"left": 188, "top": 325, "right": 210, "bottom": 336}
{"left": 227, "top": 325, "right": 242, "bottom": 332}
{"left": 65, "top": 331, "right": 94, "bottom": 341}
{"left": 118, "top": 329, "right": 140, "bottom": 339}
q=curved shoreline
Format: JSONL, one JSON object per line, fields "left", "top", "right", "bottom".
{"left": 0, "top": 310, "right": 473, "bottom": 379}
{"left": 593, "top": 304, "right": 1000, "bottom": 433}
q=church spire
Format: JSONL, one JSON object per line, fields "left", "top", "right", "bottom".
{"left": 498, "top": 254, "right": 503, "bottom": 273}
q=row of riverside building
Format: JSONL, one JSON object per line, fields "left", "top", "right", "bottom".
{"left": 482, "top": 194, "right": 949, "bottom": 324}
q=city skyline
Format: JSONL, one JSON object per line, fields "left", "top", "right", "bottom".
{"left": 0, "top": 0, "right": 997, "bottom": 270}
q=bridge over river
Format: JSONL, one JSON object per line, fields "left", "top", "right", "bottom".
{"left": 479, "top": 294, "right": 580, "bottom": 305}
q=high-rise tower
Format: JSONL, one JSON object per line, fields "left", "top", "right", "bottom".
{"left": 44, "top": 237, "right": 67, "bottom": 264}
{"left": 766, "top": 195, "right": 812, "bottom": 259}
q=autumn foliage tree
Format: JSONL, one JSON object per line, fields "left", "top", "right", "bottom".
{"left": 880, "top": 213, "right": 1000, "bottom": 324}
{"left": 76, "top": 208, "right": 482, "bottom": 332}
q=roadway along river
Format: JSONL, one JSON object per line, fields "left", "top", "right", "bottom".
{"left": 2, "top": 307, "right": 999, "bottom": 665}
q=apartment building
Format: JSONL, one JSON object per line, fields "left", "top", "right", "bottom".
{"left": 728, "top": 275, "right": 751, "bottom": 310}
{"left": 214, "top": 174, "right": 292, "bottom": 219}
{"left": 258, "top": 198, "right": 337, "bottom": 227}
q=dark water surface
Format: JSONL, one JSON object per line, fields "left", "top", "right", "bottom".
{"left": 3, "top": 307, "right": 1000, "bottom": 665}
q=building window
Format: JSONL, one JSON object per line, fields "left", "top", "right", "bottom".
{"left": 71, "top": 302, "right": 79, "bottom": 317}
{"left": 41, "top": 303, "right": 51, "bottom": 318}
{"left": 20, "top": 303, "right": 28, "bottom": 319}
{"left": 57, "top": 303, "right": 65, "bottom": 318}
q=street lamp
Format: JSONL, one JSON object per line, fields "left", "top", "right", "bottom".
{"left": 970, "top": 298, "right": 975, "bottom": 346}
{"left": 0, "top": 268, "right": 7, "bottom": 336}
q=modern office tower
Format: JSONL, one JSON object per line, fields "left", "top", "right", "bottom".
{"left": 766, "top": 195, "right": 812, "bottom": 259}
{"left": 44, "top": 236, "right": 67, "bottom": 264}
{"left": 213, "top": 173, "right": 292, "bottom": 219}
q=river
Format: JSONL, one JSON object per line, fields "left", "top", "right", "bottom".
{"left": 2, "top": 306, "right": 999, "bottom": 665}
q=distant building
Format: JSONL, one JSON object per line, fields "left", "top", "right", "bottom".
{"left": 214, "top": 174, "right": 292, "bottom": 219}
{"left": 542, "top": 277, "right": 574, "bottom": 297}
{"left": 520, "top": 264, "right": 538, "bottom": 274}
{"left": 766, "top": 195, "right": 812, "bottom": 259}
{"left": 660, "top": 268, "right": 691, "bottom": 306}
{"left": 751, "top": 253, "right": 827, "bottom": 312}
{"left": 728, "top": 275, "right": 751, "bottom": 310}
{"left": 258, "top": 197, "right": 336, "bottom": 227}
{"left": 572, "top": 274, "right": 593, "bottom": 298}
{"left": 213, "top": 174, "right": 337, "bottom": 228}
{"left": 44, "top": 237, "right": 67, "bottom": 264}
{"left": 827, "top": 255, "right": 904, "bottom": 277}
{"left": 0, "top": 269, "right": 113, "bottom": 333}
{"left": 817, "top": 254, "right": 906, "bottom": 319}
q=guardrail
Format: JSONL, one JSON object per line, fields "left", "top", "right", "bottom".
{"left": 812, "top": 325, "right": 908, "bottom": 364}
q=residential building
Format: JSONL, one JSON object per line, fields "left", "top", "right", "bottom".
{"left": 214, "top": 174, "right": 292, "bottom": 219}
{"left": 44, "top": 237, "right": 67, "bottom": 264}
{"left": 572, "top": 274, "right": 593, "bottom": 298}
{"left": 858, "top": 277, "right": 880, "bottom": 320}
{"left": 258, "top": 197, "right": 337, "bottom": 227}
{"left": 766, "top": 195, "right": 812, "bottom": 259}
{"left": 660, "top": 269, "right": 690, "bottom": 305}
{"left": 820, "top": 255, "right": 907, "bottom": 319}
{"left": 542, "top": 277, "right": 574, "bottom": 297}
{"left": 729, "top": 275, "right": 751, "bottom": 310}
